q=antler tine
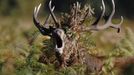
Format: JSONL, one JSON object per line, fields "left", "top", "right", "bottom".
{"left": 43, "top": 6, "right": 55, "bottom": 27}
{"left": 33, "top": 4, "right": 42, "bottom": 28}
{"left": 77, "top": 2, "right": 81, "bottom": 10}
{"left": 91, "top": 0, "right": 105, "bottom": 26}
{"left": 107, "top": 0, "right": 115, "bottom": 22}
{"left": 75, "top": 2, "right": 79, "bottom": 21}
{"left": 105, "top": 0, "right": 123, "bottom": 32}
{"left": 49, "top": 0, "right": 59, "bottom": 28}
{"left": 101, "top": 0, "right": 106, "bottom": 21}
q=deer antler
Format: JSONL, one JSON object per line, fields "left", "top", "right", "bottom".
{"left": 43, "top": 6, "right": 55, "bottom": 27}
{"left": 33, "top": 3, "right": 55, "bottom": 36}
{"left": 49, "top": 0, "right": 60, "bottom": 28}
{"left": 92, "top": 0, "right": 105, "bottom": 26}
{"left": 89, "top": 0, "right": 123, "bottom": 33}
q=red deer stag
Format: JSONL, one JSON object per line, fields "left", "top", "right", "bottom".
{"left": 33, "top": 0, "right": 123, "bottom": 70}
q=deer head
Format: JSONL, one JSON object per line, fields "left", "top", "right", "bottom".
{"left": 33, "top": 0, "right": 66, "bottom": 55}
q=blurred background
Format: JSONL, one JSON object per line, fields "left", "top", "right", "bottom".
{"left": 0, "top": 0, "right": 134, "bottom": 75}
{"left": 0, "top": 0, "right": 134, "bottom": 19}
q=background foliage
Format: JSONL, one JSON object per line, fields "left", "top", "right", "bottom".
{"left": 0, "top": 0, "right": 134, "bottom": 75}
{"left": 0, "top": 0, "right": 134, "bottom": 19}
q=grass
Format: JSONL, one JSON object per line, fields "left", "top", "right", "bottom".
{"left": 0, "top": 17, "right": 134, "bottom": 75}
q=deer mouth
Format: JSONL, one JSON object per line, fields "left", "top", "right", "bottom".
{"left": 54, "top": 33, "right": 64, "bottom": 54}
{"left": 53, "top": 29, "right": 65, "bottom": 54}
{"left": 55, "top": 34, "right": 63, "bottom": 48}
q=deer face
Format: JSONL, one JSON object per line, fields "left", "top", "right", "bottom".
{"left": 33, "top": 1, "right": 66, "bottom": 55}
